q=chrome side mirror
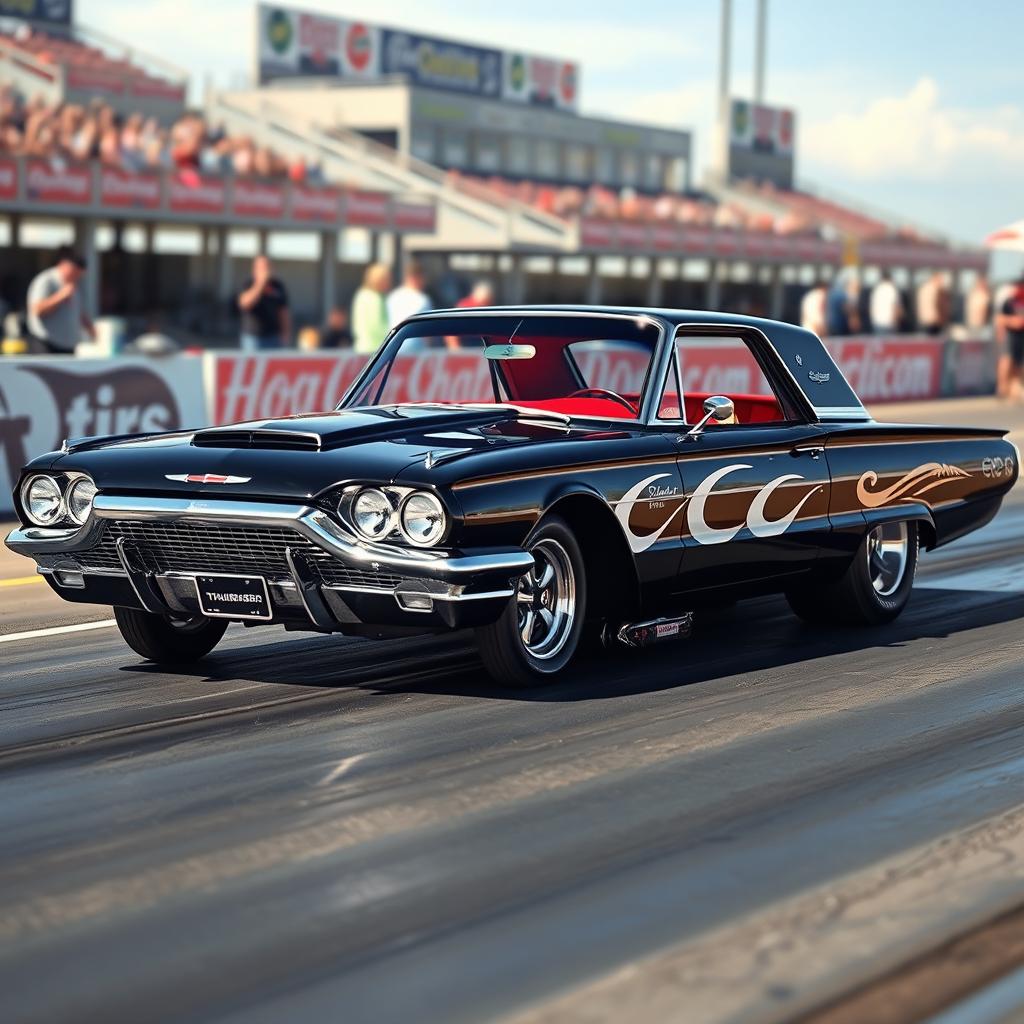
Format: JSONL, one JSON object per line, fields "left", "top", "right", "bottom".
{"left": 686, "top": 396, "right": 735, "bottom": 438}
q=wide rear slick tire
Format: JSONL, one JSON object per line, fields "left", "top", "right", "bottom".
{"left": 475, "top": 516, "right": 587, "bottom": 687}
{"left": 787, "top": 520, "right": 918, "bottom": 627}
{"left": 114, "top": 606, "right": 229, "bottom": 664}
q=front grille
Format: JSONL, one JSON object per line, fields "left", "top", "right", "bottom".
{"left": 76, "top": 521, "right": 404, "bottom": 590}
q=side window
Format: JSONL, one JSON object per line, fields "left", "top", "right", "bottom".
{"left": 659, "top": 333, "right": 794, "bottom": 426}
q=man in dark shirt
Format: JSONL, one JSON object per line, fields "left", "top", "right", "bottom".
{"left": 999, "top": 279, "right": 1024, "bottom": 401}
{"left": 237, "top": 255, "right": 290, "bottom": 351}
{"left": 320, "top": 307, "right": 353, "bottom": 349}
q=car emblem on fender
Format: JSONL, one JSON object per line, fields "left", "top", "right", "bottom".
{"left": 165, "top": 474, "right": 252, "bottom": 484}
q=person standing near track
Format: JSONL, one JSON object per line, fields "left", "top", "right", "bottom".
{"left": 25, "top": 245, "right": 95, "bottom": 355}
{"left": 870, "top": 270, "right": 903, "bottom": 335}
{"left": 237, "top": 254, "right": 291, "bottom": 351}
{"left": 352, "top": 262, "right": 392, "bottom": 355}
{"left": 997, "top": 278, "right": 1024, "bottom": 401}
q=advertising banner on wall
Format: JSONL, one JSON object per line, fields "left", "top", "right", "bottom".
{"left": 0, "top": 0, "right": 72, "bottom": 27}
{"left": 255, "top": 4, "right": 578, "bottom": 110}
{"left": 0, "top": 357, "right": 206, "bottom": 509}
{"left": 727, "top": 98, "right": 796, "bottom": 189}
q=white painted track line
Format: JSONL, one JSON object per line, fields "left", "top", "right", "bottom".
{"left": 0, "top": 620, "right": 117, "bottom": 645}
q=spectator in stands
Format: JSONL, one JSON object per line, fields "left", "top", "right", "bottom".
{"left": 916, "top": 272, "right": 951, "bottom": 335}
{"left": 826, "top": 272, "right": 860, "bottom": 336}
{"left": 25, "top": 245, "right": 95, "bottom": 355}
{"left": 966, "top": 276, "right": 993, "bottom": 332}
{"left": 320, "top": 307, "right": 353, "bottom": 349}
{"left": 869, "top": 271, "right": 902, "bottom": 335}
{"left": 352, "top": 263, "right": 392, "bottom": 355}
{"left": 800, "top": 281, "right": 827, "bottom": 337}
{"left": 997, "top": 279, "right": 1024, "bottom": 402}
{"left": 237, "top": 254, "right": 291, "bottom": 351}
{"left": 457, "top": 280, "right": 496, "bottom": 308}
{"left": 387, "top": 261, "right": 432, "bottom": 327}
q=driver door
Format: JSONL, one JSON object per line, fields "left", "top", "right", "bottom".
{"left": 660, "top": 328, "right": 832, "bottom": 593}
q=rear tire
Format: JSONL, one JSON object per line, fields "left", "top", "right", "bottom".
{"left": 475, "top": 516, "right": 586, "bottom": 687}
{"left": 787, "top": 521, "right": 918, "bottom": 626}
{"left": 114, "top": 607, "right": 228, "bottom": 664}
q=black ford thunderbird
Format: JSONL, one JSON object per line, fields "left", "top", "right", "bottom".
{"left": 6, "top": 308, "right": 1018, "bottom": 685}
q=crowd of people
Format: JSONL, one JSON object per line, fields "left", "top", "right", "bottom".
{"left": 232, "top": 255, "right": 494, "bottom": 356}
{"left": 0, "top": 85, "right": 325, "bottom": 184}
{"left": 799, "top": 271, "right": 999, "bottom": 338}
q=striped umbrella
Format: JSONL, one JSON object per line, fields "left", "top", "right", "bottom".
{"left": 985, "top": 220, "right": 1024, "bottom": 252}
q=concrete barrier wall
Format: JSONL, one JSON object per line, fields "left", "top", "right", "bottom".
{"left": 0, "top": 334, "right": 999, "bottom": 514}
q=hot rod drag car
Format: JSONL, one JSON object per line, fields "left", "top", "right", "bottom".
{"left": 6, "top": 308, "right": 1019, "bottom": 686}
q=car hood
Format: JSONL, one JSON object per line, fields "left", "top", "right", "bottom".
{"left": 52, "top": 406, "right": 615, "bottom": 504}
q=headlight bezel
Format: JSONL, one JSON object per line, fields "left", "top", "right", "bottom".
{"left": 399, "top": 490, "right": 447, "bottom": 548}
{"left": 19, "top": 472, "right": 98, "bottom": 529}
{"left": 339, "top": 484, "right": 450, "bottom": 549}
{"left": 351, "top": 486, "right": 396, "bottom": 540}
{"left": 66, "top": 476, "right": 99, "bottom": 526}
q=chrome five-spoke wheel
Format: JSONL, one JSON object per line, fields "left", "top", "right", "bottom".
{"left": 866, "top": 521, "right": 909, "bottom": 597}
{"left": 516, "top": 538, "right": 576, "bottom": 659}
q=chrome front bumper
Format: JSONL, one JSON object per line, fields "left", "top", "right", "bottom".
{"left": 6, "top": 496, "right": 533, "bottom": 632}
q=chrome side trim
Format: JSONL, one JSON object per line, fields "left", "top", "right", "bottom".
{"left": 322, "top": 583, "right": 514, "bottom": 602}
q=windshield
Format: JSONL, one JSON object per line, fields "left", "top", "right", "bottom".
{"left": 342, "top": 314, "right": 662, "bottom": 421}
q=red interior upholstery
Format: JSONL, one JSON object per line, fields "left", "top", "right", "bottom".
{"left": 683, "top": 393, "right": 783, "bottom": 424}
{"left": 514, "top": 397, "right": 638, "bottom": 419}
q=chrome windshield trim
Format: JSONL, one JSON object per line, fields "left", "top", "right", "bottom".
{"left": 338, "top": 310, "right": 669, "bottom": 427}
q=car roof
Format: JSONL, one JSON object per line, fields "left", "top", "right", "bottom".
{"left": 405, "top": 305, "right": 804, "bottom": 334}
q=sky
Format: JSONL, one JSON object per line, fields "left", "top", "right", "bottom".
{"left": 81, "top": 0, "right": 1024, "bottom": 263}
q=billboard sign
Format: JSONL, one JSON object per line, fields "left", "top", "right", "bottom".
{"left": 255, "top": 4, "right": 577, "bottom": 110}
{"left": 727, "top": 98, "right": 796, "bottom": 189}
{"left": 0, "top": 0, "right": 73, "bottom": 26}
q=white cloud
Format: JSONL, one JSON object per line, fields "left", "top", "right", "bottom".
{"left": 803, "top": 77, "right": 1024, "bottom": 181}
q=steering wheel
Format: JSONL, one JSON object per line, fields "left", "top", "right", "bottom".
{"left": 568, "top": 388, "right": 638, "bottom": 414}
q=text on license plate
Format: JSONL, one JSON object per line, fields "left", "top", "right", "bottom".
{"left": 194, "top": 574, "right": 272, "bottom": 620}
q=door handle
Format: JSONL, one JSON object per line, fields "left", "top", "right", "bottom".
{"left": 793, "top": 444, "right": 825, "bottom": 459}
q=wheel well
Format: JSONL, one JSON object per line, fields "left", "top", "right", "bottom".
{"left": 916, "top": 518, "right": 937, "bottom": 551}
{"left": 544, "top": 493, "right": 641, "bottom": 622}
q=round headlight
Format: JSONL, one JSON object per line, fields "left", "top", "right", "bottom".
{"left": 400, "top": 491, "right": 446, "bottom": 547}
{"left": 352, "top": 488, "right": 394, "bottom": 539}
{"left": 22, "top": 475, "right": 63, "bottom": 526}
{"left": 66, "top": 477, "right": 98, "bottom": 526}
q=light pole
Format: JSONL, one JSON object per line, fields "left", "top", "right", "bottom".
{"left": 754, "top": 0, "right": 768, "bottom": 103}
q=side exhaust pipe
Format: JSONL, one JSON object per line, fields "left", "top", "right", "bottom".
{"left": 609, "top": 612, "right": 694, "bottom": 649}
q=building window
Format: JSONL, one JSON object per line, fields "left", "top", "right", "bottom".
{"left": 474, "top": 132, "right": 502, "bottom": 173}
{"left": 644, "top": 153, "right": 664, "bottom": 191}
{"left": 507, "top": 136, "right": 532, "bottom": 176}
{"left": 411, "top": 125, "right": 436, "bottom": 163}
{"left": 565, "top": 144, "right": 590, "bottom": 182}
{"left": 442, "top": 129, "right": 469, "bottom": 168}
{"left": 594, "top": 147, "right": 615, "bottom": 184}
{"left": 535, "top": 139, "right": 560, "bottom": 180}
{"left": 620, "top": 151, "right": 639, "bottom": 187}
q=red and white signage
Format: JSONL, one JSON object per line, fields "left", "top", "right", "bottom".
{"left": 0, "top": 157, "right": 16, "bottom": 200}
{"left": 25, "top": 160, "right": 91, "bottom": 204}
{"left": 168, "top": 173, "right": 226, "bottom": 214}
{"left": 290, "top": 185, "right": 341, "bottom": 223}
{"left": 343, "top": 190, "right": 391, "bottom": 227}
{"left": 100, "top": 168, "right": 161, "bottom": 209}
{"left": 826, "top": 337, "right": 944, "bottom": 403}
{"left": 393, "top": 201, "right": 437, "bottom": 233}
{"left": 232, "top": 180, "right": 287, "bottom": 219}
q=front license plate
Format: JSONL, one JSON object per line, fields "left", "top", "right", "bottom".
{"left": 194, "top": 574, "right": 272, "bottom": 620}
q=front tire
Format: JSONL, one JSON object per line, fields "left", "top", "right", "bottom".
{"left": 114, "top": 607, "right": 228, "bottom": 664}
{"left": 475, "top": 516, "right": 586, "bottom": 687}
{"left": 787, "top": 520, "right": 918, "bottom": 626}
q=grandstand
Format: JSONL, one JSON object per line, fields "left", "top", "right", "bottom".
{"left": 0, "top": 3, "right": 990, "bottom": 341}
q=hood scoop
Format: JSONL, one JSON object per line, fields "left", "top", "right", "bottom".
{"left": 191, "top": 428, "right": 322, "bottom": 452}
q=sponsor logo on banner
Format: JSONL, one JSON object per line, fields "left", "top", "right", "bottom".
{"left": 232, "top": 180, "right": 286, "bottom": 219}
{"left": 502, "top": 53, "right": 579, "bottom": 111}
{"left": 0, "top": 358, "right": 205, "bottom": 507}
{"left": 0, "top": 0, "right": 72, "bottom": 27}
{"left": 827, "top": 337, "right": 943, "bottom": 402}
{"left": 384, "top": 30, "right": 501, "bottom": 97}
{"left": 100, "top": 168, "right": 161, "bottom": 209}
{"left": 346, "top": 22, "right": 373, "bottom": 71}
{"left": 297, "top": 10, "right": 341, "bottom": 75}
{"left": 290, "top": 185, "right": 340, "bottom": 222}
{"left": 26, "top": 160, "right": 90, "bottom": 204}
{"left": 343, "top": 190, "right": 391, "bottom": 227}
{"left": 168, "top": 173, "right": 225, "bottom": 214}
{"left": 0, "top": 157, "right": 16, "bottom": 200}
{"left": 392, "top": 202, "right": 437, "bottom": 233}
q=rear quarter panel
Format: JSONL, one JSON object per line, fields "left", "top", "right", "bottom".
{"left": 825, "top": 424, "right": 1018, "bottom": 549}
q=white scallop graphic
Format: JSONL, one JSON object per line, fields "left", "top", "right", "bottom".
{"left": 747, "top": 474, "right": 822, "bottom": 538}
{"left": 686, "top": 464, "right": 752, "bottom": 546}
